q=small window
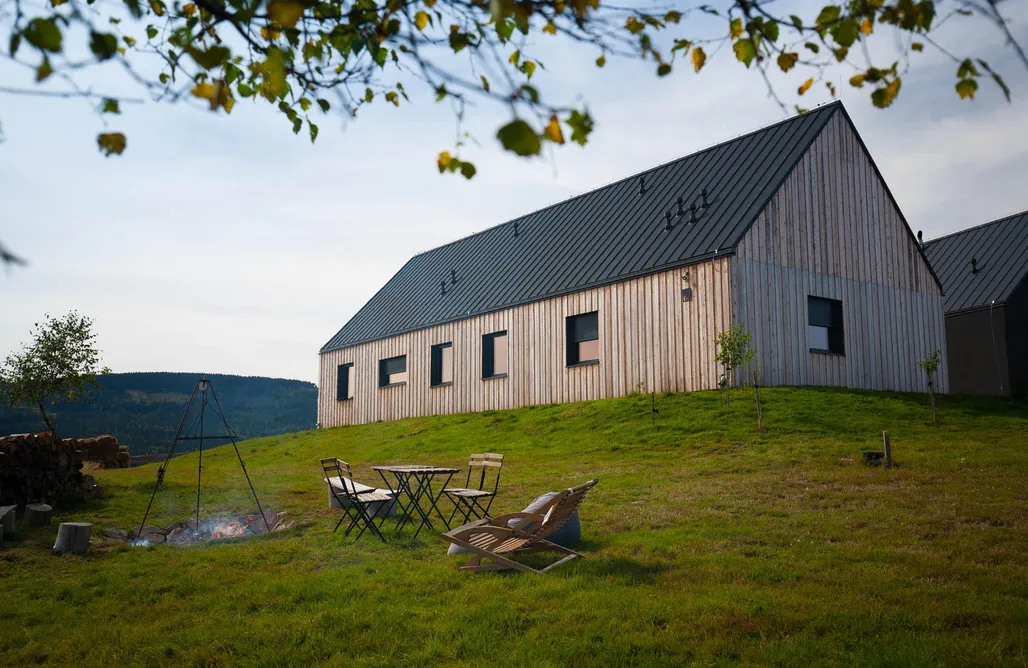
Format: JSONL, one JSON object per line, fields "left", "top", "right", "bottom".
{"left": 808, "top": 296, "right": 845, "bottom": 355}
{"left": 378, "top": 355, "right": 407, "bottom": 387}
{"left": 431, "top": 342, "right": 453, "bottom": 387}
{"left": 482, "top": 331, "right": 508, "bottom": 379}
{"left": 566, "top": 311, "right": 600, "bottom": 366}
{"left": 336, "top": 363, "right": 353, "bottom": 401}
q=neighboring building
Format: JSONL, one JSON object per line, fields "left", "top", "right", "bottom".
{"left": 924, "top": 211, "right": 1028, "bottom": 396}
{"left": 319, "top": 102, "right": 948, "bottom": 427}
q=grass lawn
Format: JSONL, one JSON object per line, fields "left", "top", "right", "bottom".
{"left": 2, "top": 387, "right": 1027, "bottom": 666}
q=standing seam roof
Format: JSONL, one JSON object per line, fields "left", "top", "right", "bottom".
{"left": 923, "top": 210, "right": 1028, "bottom": 314}
{"left": 321, "top": 103, "right": 843, "bottom": 353}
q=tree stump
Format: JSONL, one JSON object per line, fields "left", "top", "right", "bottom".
{"left": 0, "top": 505, "right": 16, "bottom": 535}
{"left": 53, "top": 522, "right": 92, "bottom": 555}
{"left": 24, "top": 503, "right": 53, "bottom": 527}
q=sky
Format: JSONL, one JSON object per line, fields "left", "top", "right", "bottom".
{"left": 2, "top": 2, "right": 1027, "bottom": 385}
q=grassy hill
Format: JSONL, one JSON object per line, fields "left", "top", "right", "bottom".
{"left": 0, "top": 372, "right": 317, "bottom": 454}
{"left": 1, "top": 387, "right": 1027, "bottom": 666}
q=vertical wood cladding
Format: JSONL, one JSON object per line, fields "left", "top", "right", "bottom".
{"left": 318, "top": 259, "right": 731, "bottom": 426}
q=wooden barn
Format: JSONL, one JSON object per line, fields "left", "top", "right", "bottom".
{"left": 924, "top": 210, "right": 1028, "bottom": 396}
{"left": 318, "top": 102, "right": 948, "bottom": 427}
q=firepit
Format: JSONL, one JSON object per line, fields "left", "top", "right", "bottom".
{"left": 125, "top": 510, "right": 295, "bottom": 546}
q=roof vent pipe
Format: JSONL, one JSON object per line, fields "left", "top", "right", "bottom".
{"left": 676, "top": 196, "right": 685, "bottom": 217}
{"left": 664, "top": 211, "right": 674, "bottom": 232}
{"left": 689, "top": 203, "right": 698, "bottom": 225}
{"left": 450, "top": 269, "right": 457, "bottom": 285}
{"left": 440, "top": 280, "right": 447, "bottom": 295}
{"left": 917, "top": 230, "right": 924, "bottom": 249}
{"left": 513, "top": 222, "right": 519, "bottom": 237}
{"left": 701, "top": 188, "right": 710, "bottom": 208}
{"left": 638, "top": 176, "right": 646, "bottom": 195}
{"left": 971, "top": 257, "right": 980, "bottom": 275}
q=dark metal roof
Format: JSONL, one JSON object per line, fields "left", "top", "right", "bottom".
{"left": 322, "top": 103, "right": 843, "bottom": 353}
{"left": 924, "top": 210, "right": 1028, "bottom": 314}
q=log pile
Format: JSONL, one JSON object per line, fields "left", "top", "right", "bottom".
{"left": 68, "top": 435, "right": 131, "bottom": 469}
{"left": 0, "top": 432, "right": 117, "bottom": 508}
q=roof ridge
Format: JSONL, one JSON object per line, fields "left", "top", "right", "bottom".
{"left": 409, "top": 101, "right": 843, "bottom": 260}
{"left": 924, "top": 208, "right": 1028, "bottom": 246}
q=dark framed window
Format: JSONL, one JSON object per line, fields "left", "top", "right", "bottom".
{"left": 336, "top": 363, "right": 353, "bottom": 401}
{"left": 566, "top": 311, "right": 600, "bottom": 366}
{"left": 378, "top": 355, "right": 407, "bottom": 387}
{"left": 482, "top": 331, "right": 508, "bottom": 379}
{"left": 808, "top": 296, "right": 845, "bottom": 355}
{"left": 431, "top": 342, "right": 453, "bottom": 387}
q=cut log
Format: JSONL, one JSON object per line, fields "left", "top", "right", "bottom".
{"left": 53, "top": 522, "right": 92, "bottom": 555}
{"left": 0, "top": 505, "right": 15, "bottom": 535}
{"left": 24, "top": 503, "right": 53, "bottom": 527}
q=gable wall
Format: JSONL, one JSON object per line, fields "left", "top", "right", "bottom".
{"left": 732, "top": 111, "right": 949, "bottom": 392}
{"left": 318, "top": 258, "right": 731, "bottom": 427}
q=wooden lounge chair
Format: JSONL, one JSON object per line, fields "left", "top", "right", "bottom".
{"left": 443, "top": 453, "right": 504, "bottom": 526}
{"left": 441, "top": 479, "right": 598, "bottom": 574}
{"left": 320, "top": 458, "right": 394, "bottom": 542}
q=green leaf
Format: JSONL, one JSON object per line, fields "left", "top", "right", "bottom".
{"left": 955, "top": 78, "right": 977, "bottom": 100}
{"left": 186, "top": 45, "right": 230, "bottom": 70}
{"left": 657, "top": 62, "right": 671, "bottom": 76}
{"left": 89, "top": 31, "right": 118, "bottom": 60}
{"left": 763, "top": 19, "right": 779, "bottom": 42}
{"left": 267, "top": 0, "right": 305, "bottom": 28}
{"left": 804, "top": 41, "right": 820, "bottom": 54}
{"left": 9, "top": 33, "right": 21, "bottom": 56}
{"left": 459, "top": 161, "right": 476, "bottom": 179}
{"left": 101, "top": 98, "right": 120, "bottom": 113}
{"left": 871, "top": 78, "right": 901, "bottom": 107}
{"left": 831, "top": 18, "right": 859, "bottom": 47}
{"left": 97, "top": 132, "right": 127, "bottom": 156}
{"left": 35, "top": 56, "right": 53, "bottom": 82}
{"left": 496, "top": 119, "right": 541, "bottom": 156}
{"left": 815, "top": 5, "right": 841, "bottom": 28}
{"left": 849, "top": 73, "right": 865, "bottom": 88}
{"left": 292, "top": 116, "right": 303, "bottom": 134}
{"left": 317, "top": 98, "right": 330, "bottom": 112}
{"left": 911, "top": 41, "right": 923, "bottom": 52}
{"left": 299, "top": 97, "right": 312, "bottom": 111}
{"left": 733, "top": 38, "right": 756, "bottom": 68}
{"left": 520, "top": 60, "right": 536, "bottom": 79}
{"left": 23, "top": 18, "right": 63, "bottom": 53}
{"left": 567, "top": 109, "right": 593, "bottom": 146}
{"left": 956, "top": 58, "right": 978, "bottom": 79}
{"left": 773, "top": 52, "right": 796, "bottom": 73}
{"left": 237, "top": 82, "right": 253, "bottom": 97}
{"left": 146, "top": 26, "right": 158, "bottom": 39}
{"left": 159, "top": 72, "right": 170, "bottom": 84}
{"left": 790, "top": 14, "right": 803, "bottom": 29}
{"left": 309, "top": 121, "right": 319, "bottom": 143}
{"left": 595, "top": 54, "right": 606, "bottom": 67}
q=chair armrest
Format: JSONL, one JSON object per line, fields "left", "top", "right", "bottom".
{"left": 444, "top": 521, "right": 514, "bottom": 542}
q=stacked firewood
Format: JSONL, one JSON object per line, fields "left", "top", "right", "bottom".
{"left": 67, "top": 435, "right": 131, "bottom": 469}
{"left": 0, "top": 432, "right": 122, "bottom": 507}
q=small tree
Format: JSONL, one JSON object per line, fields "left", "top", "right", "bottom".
{"left": 918, "top": 349, "right": 942, "bottom": 427}
{"left": 0, "top": 312, "right": 110, "bottom": 437}
{"left": 714, "top": 327, "right": 755, "bottom": 408}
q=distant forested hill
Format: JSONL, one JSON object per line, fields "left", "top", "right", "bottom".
{"left": 0, "top": 373, "right": 317, "bottom": 455}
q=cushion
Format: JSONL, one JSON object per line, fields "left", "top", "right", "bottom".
{"left": 446, "top": 491, "right": 582, "bottom": 555}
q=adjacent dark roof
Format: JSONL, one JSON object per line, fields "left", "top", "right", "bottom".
{"left": 322, "top": 103, "right": 845, "bottom": 353}
{"left": 924, "top": 210, "right": 1028, "bottom": 314}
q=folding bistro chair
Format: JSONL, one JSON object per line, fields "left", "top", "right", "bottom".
{"left": 320, "top": 458, "right": 394, "bottom": 542}
{"left": 443, "top": 453, "right": 504, "bottom": 526}
{"left": 442, "top": 479, "right": 598, "bottom": 575}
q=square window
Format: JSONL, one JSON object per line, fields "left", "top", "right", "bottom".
{"left": 378, "top": 355, "right": 407, "bottom": 387}
{"left": 336, "top": 363, "right": 353, "bottom": 401}
{"left": 566, "top": 311, "right": 600, "bottom": 366}
{"left": 808, "top": 296, "right": 844, "bottom": 355}
{"left": 431, "top": 342, "right": 453, "bottom": 387}
{"left": 482, "top": 331, "right": 508, "bottom": 379}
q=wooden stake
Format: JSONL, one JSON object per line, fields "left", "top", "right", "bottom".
{"left": 883, "top": 431, "right": 892, "bottom": 469}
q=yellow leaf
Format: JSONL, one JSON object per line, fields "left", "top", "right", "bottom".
{"left": 691, "top": 46, "right": 706, "bottom": 73}
{"left": 97, "top": 132, "right": 127, "bottom": 156}
{"left": 729, "top": 17, "right": 743, "bottom": 39}
{"left": 437, "top": 151, "right": 452, "bottom": 172}
{"left": 860, "top": 16, "right": 873, "bottom": 34}
{"left": 509, "top": 49, "right": 520, "bottom": 66}
{"left": 260, "top": 26, "right": 281, "bottom": 40}
{"left": 798, "top": 78, "right": 814, "bottom": 95}
{"left": 849, "top": 73, "right": 865, "bottom": 88}
{"left": 543, "top": 114, "right": 565, "bottom": 144}
{"left": 911, "top": 41, "right": 923, "bottom": 52}
{"left": 36, "top": 57, "right": 53, "bottom": 82}
{"left": 542, "top": 21, "right": 557, "bottom": 35}
{"left": 776, "top": 52, "right": 797, "bottom": 73}
{"left": 191, "top": 82, "right": 215, "bottom": 102}
{"left": 267, "top": 0, "right": 305, "bottom": 28}
{"left": 415, "top": 11, "right": 429, "bottom": 30}
{"left": 183, "top": 2, "right": 196, "bottom": 17}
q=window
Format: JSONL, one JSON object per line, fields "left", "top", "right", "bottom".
{"left": 431, "top": 342, "right": 453, "bottom": 387}
{"left": 482, "top": 331, "right": 508, "bottom": 379}
{"left": 808, "top": 296, "right": 845, "bottom": 355}
{"left": 566, "top": 311, "right": 600, "bottom": 366}
{"left": 378, "top": 355, "right": 407, "bottom": 387}
{"left": 336, "top": 363, "right": 353, "bottom": 401}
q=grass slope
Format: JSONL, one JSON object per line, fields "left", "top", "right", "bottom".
{"left": 1, "top": 388, "right": 1027, "bottom": 666}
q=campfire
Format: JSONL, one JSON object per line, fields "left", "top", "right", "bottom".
{"left": 123, "top": 510, "right": 294, "bottom": 546}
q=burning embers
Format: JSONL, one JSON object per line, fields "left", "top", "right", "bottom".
{"left": 124, "top": 510, "right": 294, "bottom": 546}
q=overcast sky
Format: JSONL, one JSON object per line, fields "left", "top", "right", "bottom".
{"left": 2, "top": 3, "right": 1027, "bottom": 384}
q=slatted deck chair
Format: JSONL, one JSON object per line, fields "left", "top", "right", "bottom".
{"left": 443, "top": 453, "right": 504, "bottom": 526}
{"left": 441, "top": 479, "right": 598, "bottom": 575}
{"left": 320, "top": 458, "right": 394, "bottom": 543}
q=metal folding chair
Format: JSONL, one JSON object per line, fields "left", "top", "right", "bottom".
{"left": 443, "top": 453, "right": 504, "bottom": 526}
{"left": 320, "top": 458, "right": 393, "bottom": 542}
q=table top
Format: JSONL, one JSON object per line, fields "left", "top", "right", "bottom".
{"left": 372, "top": 464, "right": 461, "bottom": 474}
